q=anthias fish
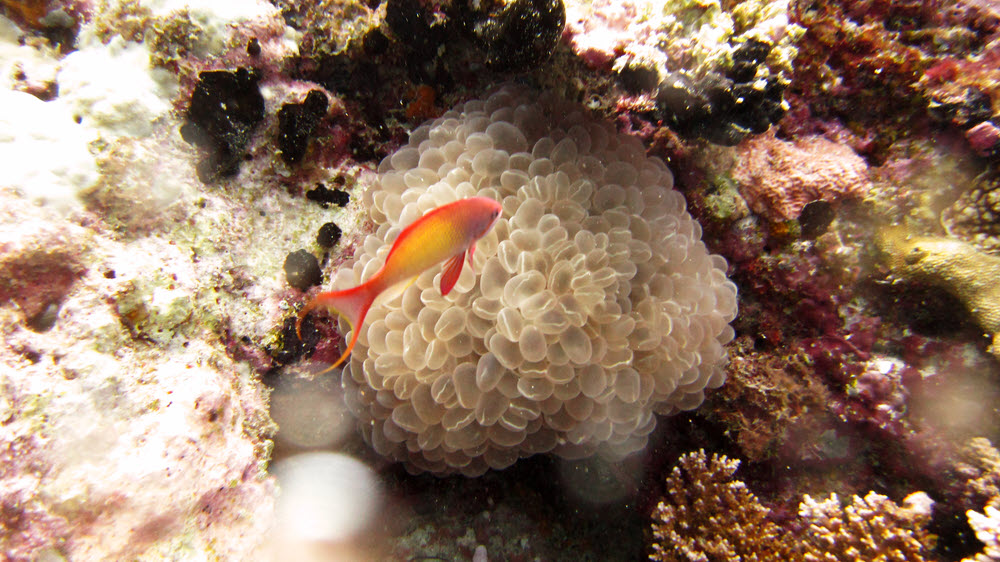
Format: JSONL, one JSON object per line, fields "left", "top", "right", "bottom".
{"left": 297, "top": 196, "right": 503, "bottom": 372}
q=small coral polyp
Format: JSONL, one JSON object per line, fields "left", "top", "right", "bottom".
{"left": 330, "top": 86, "right": 738, "bottom": 476}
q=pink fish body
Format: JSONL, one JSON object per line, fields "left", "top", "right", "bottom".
{"left": 297, "top": 196, "right": 503, "bottom": 371}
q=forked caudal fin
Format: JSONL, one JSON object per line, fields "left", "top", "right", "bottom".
{"left": 295, "top": 281, "right": 378, "bottom": 373}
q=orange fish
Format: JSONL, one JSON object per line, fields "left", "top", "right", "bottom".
{"left": 297, "top": 196, "right": 503, "bottom": 372}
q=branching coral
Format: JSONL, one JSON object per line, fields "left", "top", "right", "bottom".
{"left": 649, "top": 450, "right": 939, "bottom": 562}
{"left": 319, "top": 86, "right": 739, "bottom": 476}
{"left": 957, "top": 438, "right": 1000, "bottom": 562}
{"left": 933, "top": 438, "right": 1000, "bottom": 562}
{"left": 797, "top": 491, "right": 936, "bottom": 562}
{"left": 650, "top": 451, "right": 799, "bottom": 561}
{"left": 957, "top": 438, "right": 1000, "bottom": 511}
{"left": 966, "top": 506, "right": 1000, "bottom": 562}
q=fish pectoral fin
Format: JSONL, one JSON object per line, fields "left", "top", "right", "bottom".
{"left": 467, "top": 244, "right": 476, "bottom": 269}
{"left": 439, "top": 253, "right": 465, "bottom": 296}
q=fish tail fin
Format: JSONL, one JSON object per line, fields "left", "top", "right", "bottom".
{"left": 296, "top": 280, "right": 379, "bottom": 372}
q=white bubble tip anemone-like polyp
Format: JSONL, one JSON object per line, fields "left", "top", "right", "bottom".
{"left": 326, "top": 85, "right": 738, "bottom": 476}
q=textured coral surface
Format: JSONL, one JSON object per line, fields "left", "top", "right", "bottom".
{"left": 733, "top": 131, "right": 872, "bottom": 220}
{"left": 877, "top": 228, "right": 1000, "bottom": 358}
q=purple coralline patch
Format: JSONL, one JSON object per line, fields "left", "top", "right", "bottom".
{"left": 0, "top": 244, "right": 87, "bottom": 331}
{"left": 790, "top": 0, "right": 1000, "bottom": 161}
{"left": 732, "top": 131, "right": 873, "bottom": 221}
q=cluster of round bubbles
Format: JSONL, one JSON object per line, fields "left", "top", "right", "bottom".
{"left": 329, "top": 86, "right": 738, "bottom": 476}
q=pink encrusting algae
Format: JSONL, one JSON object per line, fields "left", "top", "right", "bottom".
{"left": 732, "top": 131, "right": 872, "bottom": 221}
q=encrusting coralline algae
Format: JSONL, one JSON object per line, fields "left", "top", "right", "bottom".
{"left": 317, "top": 86, "right": 739, "bottom": 476}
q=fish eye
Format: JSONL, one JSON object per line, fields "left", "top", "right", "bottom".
{"left": 491, "top": 209, "right": 500, "bottom": 219}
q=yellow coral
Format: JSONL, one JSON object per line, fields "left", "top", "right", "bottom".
{"left": 876, "top": 227, "right": 1000, "bottom": 358}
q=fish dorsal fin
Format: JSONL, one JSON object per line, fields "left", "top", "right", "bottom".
{"left": 440, "top": 253, "right": 464, "bottom": 296}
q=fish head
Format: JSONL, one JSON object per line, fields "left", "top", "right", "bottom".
{"left": 464, "top": 196, "right": 503, "bottom": 240}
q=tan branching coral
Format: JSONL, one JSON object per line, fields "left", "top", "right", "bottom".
{"left": 876, "top": 228, "right": 1000, "bottom": 358}
{"left": 649, "top": 450, "right": 938, "bottom": 562}
{"left": 956, "top": 437, "right": 1000, "bottom": 511}
{"left": 650, "top": 451, "right": 799, "bottom": 561}
{"left": 797, "top": 491, "right": 936, "bottom": 562}
{"left": 939, "top": 438, "right": 1000, "bottom": 562}
{"left": 326, "top": 87, "right": 739, "bottom": 475}
{"left": 958, "top": 438, "right": 1000, "bottom": 562}
{"left": 966, "top": 506, "right": 1000, "bottom": 562}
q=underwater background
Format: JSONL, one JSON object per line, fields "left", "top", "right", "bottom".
{"left": 2, "top": 0, "right": 1000, "bottom": 560}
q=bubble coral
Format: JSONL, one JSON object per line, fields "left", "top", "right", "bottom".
{"left": 324, "top": 86, "right": 738, "bottom": 476}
